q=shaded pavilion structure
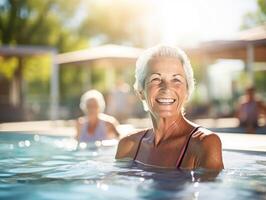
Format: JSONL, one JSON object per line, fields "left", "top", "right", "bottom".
{"left": 186, "top": 24, "right": 266, "bottom": 81}
{"left": 54, "top": 44, "right": 143, "bottom": 120}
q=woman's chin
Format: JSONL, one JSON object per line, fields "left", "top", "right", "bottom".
{"left": 154, "top": 110, "right": 179, "bottom": 119}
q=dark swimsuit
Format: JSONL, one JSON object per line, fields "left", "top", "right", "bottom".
{"left": 133, "top": 126, "right": 201, "bottom": 169}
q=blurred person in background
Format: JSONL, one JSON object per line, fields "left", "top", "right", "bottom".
{"left": 236, "top": 86, "right": 266, "bottom": 133}
{"left": 116, "top": 45, "right": 224, "bottom": 170}
{"left": 76, "top": 89, "right": 120, "bottom": 143}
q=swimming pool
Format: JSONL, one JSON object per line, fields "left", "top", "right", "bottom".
{"left": 0, "top": 132, "right": 265, "bottom": 200}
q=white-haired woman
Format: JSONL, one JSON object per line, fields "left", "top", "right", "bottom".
{"left": 116, "top": 45, "right": 224, "bottom": 170}
{"left": 76, "top": 89, "right": 119, "bottom": 142}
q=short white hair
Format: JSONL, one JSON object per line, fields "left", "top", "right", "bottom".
{"left": 134, "top": 44, "right": 195, "bottom": 100}
{"left": 79, "top": 90, "right": 106, "bottom": 114}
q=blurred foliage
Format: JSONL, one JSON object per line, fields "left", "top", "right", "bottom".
{"left": 0, "top": 0, "right": 88, "bottom": 50}
{"left": 0, "top": 0, "right": 92, "bottom": 120}
{"left": 0, "top": 0, "right": 89, "bottom": 91}
{"left": 79, "top": 0, "right": 152, "bottom": 47}
{"left": 254, "top": 70, "right": 266, "bottom": 96}
{"left": 90, "top": 66, "right": 106, "bottom": 92}
{"left": 60, "top": 66, "right": 84, "bottom": 99}
{"left": 23, "top": 56, "right": 51, "bottom": 82}
{"left": 0, "top": 57, "right": 17, "bottom": 79}
{"left": 241, "top": 0, "right": 266, "bottom": 29}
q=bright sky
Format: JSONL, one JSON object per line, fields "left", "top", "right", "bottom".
{"left": 76, "top": 0, "right": 258, "bottom": 47}
{"left": 149, "top": 0, "right": 258, "bottom": 46}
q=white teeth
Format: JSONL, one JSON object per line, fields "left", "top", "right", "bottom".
{"left": 156, "top": 98, "right": 175, "bottom": 103}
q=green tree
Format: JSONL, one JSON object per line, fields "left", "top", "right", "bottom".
{"left": 241, "top": 0, "right": 266, "bottom": 29}
{"left": 0, "top": 0, "right": 88, "bottom": 51}
{"left": 0, "top": 0, "right": 88, "bottom": 120}
{"left": 79, "top": 0, "right": 153, "bottom": 47}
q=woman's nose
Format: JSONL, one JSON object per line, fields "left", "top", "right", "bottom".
{"left": 159, "top": 80, "right": 171, "bottom": 90}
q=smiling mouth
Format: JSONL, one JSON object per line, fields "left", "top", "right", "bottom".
{"left": 155, "top": 98, "right": 176, "bottom": 105}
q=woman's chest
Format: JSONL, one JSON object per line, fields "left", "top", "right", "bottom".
{"left": 135, "top": 141, "right": 197, "bottom": 169}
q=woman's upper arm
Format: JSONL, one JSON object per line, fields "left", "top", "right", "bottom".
{"left": 106, "top": 122, "right": 120, "bottom": 139}
{"left": 115, "top": 136, "right": 138, "bottom": 159}
{"left": 115, "top": 130, "right": 148, "bottom": 160}
{"left": 198, "top": 133, "right": 224, "bottom": 170}
{"left": 75, "top": 118, "right": 82, "bottom": 140}
{"left": 116, "top": 137, "right": 131, "bottom": 159}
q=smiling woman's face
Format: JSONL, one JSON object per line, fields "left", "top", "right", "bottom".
{"left": 142, "top": 57, "right": 188, "bottom": 119}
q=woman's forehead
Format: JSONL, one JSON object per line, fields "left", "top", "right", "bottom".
{"left": 147, "top": 57, "right": 184, "bottom": 74}
{"left": 86, "top": 98, "right": 98, "bottom": 104}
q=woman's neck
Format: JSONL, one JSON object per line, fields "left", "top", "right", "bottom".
{"left": 87, "top": 114, "right": 99, "bottom": 124}
{"left": 86, "top": 115, "right": 99, "bottom": 134}
{"left": 150, "top": 114, "right": 190, "bottom": 147}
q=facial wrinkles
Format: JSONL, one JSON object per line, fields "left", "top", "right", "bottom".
{"left": 144, "top": 57, "right": 188, "bottom": 116}
{"left": 157, "top": 74, "right": 184, "bottom": 98}
{"left": 145, "top": 76, "right": 183, "bottom": 118}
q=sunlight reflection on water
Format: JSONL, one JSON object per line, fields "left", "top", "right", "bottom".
{"left": 0, "top": 133, "right": 265, "bottom": 200}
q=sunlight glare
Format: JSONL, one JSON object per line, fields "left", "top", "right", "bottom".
{"left": 146, "top": 0, "right": 257, "bottom": 46}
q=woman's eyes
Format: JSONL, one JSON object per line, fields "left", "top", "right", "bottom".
{"left": 150, "top": 77, "right": 161, "bottom": 82}
{"left": 172, "top": 78, "right": 182, "bottom": 83}
{"left": 145, "top": 77, "right": 159, "bottom": 85}
{"left": 148, "top": 76, "right": 183, "bottom": 84}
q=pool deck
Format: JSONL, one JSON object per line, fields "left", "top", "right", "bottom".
{"left": 0, "top": 120, "right": 76, "bottom": 137}
{"left": 0, "top": 119, "right": 265, "bottom": 152}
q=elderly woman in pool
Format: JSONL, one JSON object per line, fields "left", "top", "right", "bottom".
{"left": 116, "top": 45, "right": 224, "bottom": 170}
{"left": 76, "top": 89, "right": 119, "bottom": 142}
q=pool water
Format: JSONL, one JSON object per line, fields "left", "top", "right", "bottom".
{"left": 0, "top": 133, "right": 266, "bottom": 200}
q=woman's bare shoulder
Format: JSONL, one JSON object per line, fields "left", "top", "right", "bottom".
{"left": 191, "top": 127, "right": 224, "bottom": 170}
{"left": 99, "top": 113, "right": 119, "bottom": 126}
{"left": 115, "top": 129, "right": 149, "bottom": 160}
{"left": 192, "top": 127, "right": 221, "bottom": 144}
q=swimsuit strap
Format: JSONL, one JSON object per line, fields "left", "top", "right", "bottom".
{"left": 176, "top": 126, "right": 201, "bottom": 168}
{"left": 133, "top": 129, "right": 149, "bottom": 161}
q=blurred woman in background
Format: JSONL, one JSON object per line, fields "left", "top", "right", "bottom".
{"left": 76, "top": 89, "right": 119, "bottom": 143}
